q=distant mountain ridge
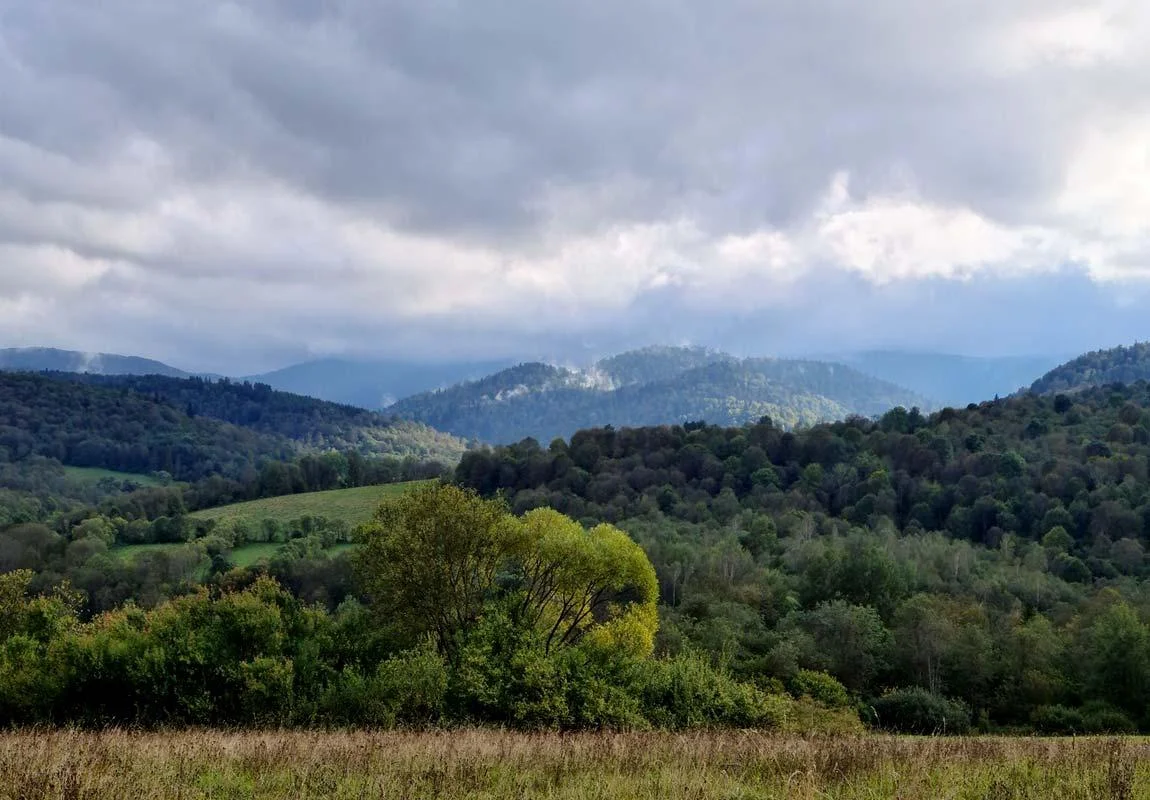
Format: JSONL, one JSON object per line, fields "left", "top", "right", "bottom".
{"left": 0, "top": 347, "right": 191, "bottom": 378}
{"left": 246, "top": 357, "right": 512, "bottom": 409}
{"left": 387, "top": 346, "right": 932, "bottom": 444}
{"left": 1030, "top": 342, "right": 1150, "bottom": 395}
{"left": 825, "top": 351, "right": 1063, "bottom": 407}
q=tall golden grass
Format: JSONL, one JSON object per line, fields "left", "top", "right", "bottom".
{"left": 0, "top": 729, "right": 1146, "bottom": 799}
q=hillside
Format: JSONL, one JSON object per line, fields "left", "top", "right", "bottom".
{"left": 190, "top": 481, "right": 419, "bottom": 526}
{"left": 46, "top": 373, "right": 468, "bottom": 463}
{"left": 0, "top": 372, "right": 295, "bottom": 483}
{"left": 0, "top": 347, "right": 190, "bottom": 378}
{"left": 833, "top": 351, "right": 1063, "bottom": 407}
{"left": 248, "top": 357, "right": 510, "bottom": 409}
{"left": 1030, "top": 342, "right": 1150, "bottom": 395}
{"left": 452, "top": 381, "right": 1150, "bottom": 729}
{"left": 388, "top": 348, "right": 930, "bottom": 444}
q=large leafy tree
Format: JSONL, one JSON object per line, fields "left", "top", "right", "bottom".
{"left": 354, "top": 484, "right": 657, "bottom": 661}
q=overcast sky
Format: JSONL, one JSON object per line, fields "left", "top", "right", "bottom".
{"left": 1, "top": 0, "right": 1148, "bottom": 372}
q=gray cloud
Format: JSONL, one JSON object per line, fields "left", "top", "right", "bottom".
{"left": 0, "top": 0, "right": 1148, "bottom": 371}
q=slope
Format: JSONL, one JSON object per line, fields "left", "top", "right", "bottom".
{"left": 1030, "top": 342, "right": 1150, "bottom": 395}
{"left": 388, "top": 348, "right": 929, "bottom": 444}
{"left": 44, "top": 373, "right": 468, "bottom": 463}
{"left": 0, "top": 372, "right": 295, "bottom": 483}
{"left": 189, "top": 481, "right": 420, "bottom": 526}
{"left": 0, "top": 347, "right": 190, "bottom": 378}
{"left": 248, "top": 357, "right": 511, "bottom": 409}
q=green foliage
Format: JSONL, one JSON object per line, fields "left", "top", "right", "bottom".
{"left": 52, "top": 372, "right": 468, "bottom": 463}
{"left": 354, "top": 484, "right": 658, "bottom": 662}
{"left": 868, "top": 688, "right": 972, "bottom": 734}
{"left": 637, "top": 650, "right": 788, "bottom": 729}
{"left": 788, "top": 669, "right": 851, "bottom": 709}
{"left": 319, "top": 642, "right": 448, "bottom": 726}
{"left": 1031, "top": 702, "right": 1137, "bottom": 735}
{"left": 1031, "top": 342, "right": 1150, "bottom": 394}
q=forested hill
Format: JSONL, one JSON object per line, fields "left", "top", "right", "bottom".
{"left": 0, "top": 347, "right": 190, "bottom": 377}
{"left": 388, "top": 347, "right": 930, "bottom": 444}
{"left": 450, "top": 383, "right": 1150, "bottom": 729}
{"left": 1030, "top": 342, "right": 1150, "bottom": 395}
{"left": 45, "top": 373, "right": 468, "bottom": 463}
{"left": 457, "top": 383, "right": 1150, "bottom": 547}
{"left": 0, "top": 372, "right": 295, "bottom": 482}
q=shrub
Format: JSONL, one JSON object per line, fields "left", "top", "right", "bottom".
{"left": 788, "top": 669, "right": 851, "bottom": 709}
{"left": 1080, "top": 701, "right": 1137, "bottom": 734}
{"left": 637, "top": 651, "right": 786, "bottom": 729}
{"left": 1031, "top": 704, "right": 1086, "bottom": 734}
{"left": 867, "top": 688, "right": 971, "bottom": 734}
{"left": 320, "top": 642, "right": 447, "bottom": 727}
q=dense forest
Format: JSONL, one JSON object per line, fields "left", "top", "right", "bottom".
{"left": 1030, "top": 342, "right": 1150, "bottom": 395}
{"left": 0, "top": 372, "right": 463, "bottom": 526}
{"left": 451, "top": 381, "right": 1150, "bottom": 732}
{"left": 49, "top": 373, "right": 468, "bottom": 461}
{"left": 0, "top": 373, "right": 296, "bottom": 482}
{"left": 0, "top": 486, "right": 849, "bottom": 731}
{"left": 390, "top": 347, "right": 930, "bottom": 444}
{"left": 8, "top": 346, "right": 1150, "bottom": 733}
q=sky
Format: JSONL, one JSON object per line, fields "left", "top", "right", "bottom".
{"left": 1, "top": 0, "right": 1149, "bottom": 373}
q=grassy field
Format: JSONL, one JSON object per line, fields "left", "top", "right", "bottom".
{"left": 229, "top": 542, "right": 285, "bottom": 567}
{"left": 112, "top": 542, "right": 200, "bottom": 562}
{"left": 114, "top": 542, "right": 348, "bottom": 567}
{"left": 0, "top": 731, "right": 1145, "bottom": 799}
{"left": 189, "top": 482, "right": 424, "bottom": 526}
{"left": 63, "top": 466, "right": 165, "bottom": 487}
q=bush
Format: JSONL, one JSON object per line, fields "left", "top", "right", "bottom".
{"left": 867, "top": 688, "right": 971, "bottom": 734}
{"left": 1081, "top": 702, "right": 1137, "bottom": 734}
{"left": 1031, "top": 704, "right": 1085, "bottom": 734}
{"left": 637, "top": 651, "right": 786, "bottom": 729}
{"left": 320, "top": 642, "right": 447, "bottom": 726}
{"left": 788, "top": 669, "right": 851, "bottom": 709}
{"left": 1031, "top": 702, "right": 1136, "bottom": 735}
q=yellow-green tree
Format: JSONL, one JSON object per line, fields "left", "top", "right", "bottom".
{"left": 354, "top": 484, "right": 657, "bottom": 661}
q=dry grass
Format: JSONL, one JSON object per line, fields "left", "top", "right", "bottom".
{"left": 1, "top": 730, "right": 1148, "bottom": 799}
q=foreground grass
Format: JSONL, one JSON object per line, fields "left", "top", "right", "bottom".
{"left": 3, "top": 730, "right": 1148, "bottom": 799}
{"left": 188, "top": 482, "right": 425, "bottom": 526}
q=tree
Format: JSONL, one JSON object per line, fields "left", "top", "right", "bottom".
{"left": 799, "top": 601, "right": 890, "bottom": 693}
{"left": 510, "top": 508, "right": 658, "bottom": 657}
{"left": 355, "top": 484, "right": 659, "bottom": 662}
{"left": 355, "top": 484, "right": 516, "bottom": 660}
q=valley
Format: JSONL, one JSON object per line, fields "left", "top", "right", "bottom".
{"left": 2, "top": 341, "right": 1150, "bottom": 739}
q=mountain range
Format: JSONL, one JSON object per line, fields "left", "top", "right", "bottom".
{"left": 0, "top": 348, "right": 193, "bottom": 379}
{"left": 244, "top": 357, "right": 511, "bottom": 409}
{"left": 386, "top": 347, "right": 934, "bottom": 443}
{"left": 0, "top": 343, "right": 1118, "bottom": 446}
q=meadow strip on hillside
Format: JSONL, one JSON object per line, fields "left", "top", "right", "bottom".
{"left": 189, "top": 481, "right": 425, "bottom": 525}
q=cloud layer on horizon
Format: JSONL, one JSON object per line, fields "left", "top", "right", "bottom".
{"left": 0, "top": 0, "right": 1148, "bottom": 371}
